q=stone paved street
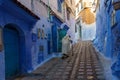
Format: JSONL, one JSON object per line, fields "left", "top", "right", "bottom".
{"left": 15, "top": 41, "right": 105, "bottom": 80}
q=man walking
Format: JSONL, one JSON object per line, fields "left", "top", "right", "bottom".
{"left": 61, "top": 35, "right": 72, "bottom": 59}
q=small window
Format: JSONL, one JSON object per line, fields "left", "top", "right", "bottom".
{"left": 99, "top": 3, "right": 100, "bottom": 10}
{"left": 37, "top": 28, "right": 41, "bottom": 39}
{"left": 77, "top": 7, "right": 79, "bottom": 13}
{"left": 111, "top": 10, "right": 116, "bottom": 26}
{"left": 75, "top": 25, "right": 77, "bottom": 32}
{"left": 57, "top": 0, "right": 62, "bottom": 12}
{"left": 81, "top": 2, "right": 83, "bottom": 9}
{"left": 70, "top": 0, "right": 72, "bottom": 4}
{"left": 67, "top": 8, "right": 70, "bottom": 20}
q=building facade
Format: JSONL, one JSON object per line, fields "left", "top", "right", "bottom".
{"left": 0, "top": 0, "right": 76, "bottom": 80}
{"left": 0, "top": 0, "right": 39, "bottom": 79}
{"left": 75, "top": 0, "right": 96, "bottom": 41}
{"left": 40, "top": 0, "right": 76, "bottom": 52}
{"left": 94, "top": 0, "right": 120, "bottom": 79}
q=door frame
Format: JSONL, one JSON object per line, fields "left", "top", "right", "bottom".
{"left": 3, "top": 23, "right": 25, "bottom": 78}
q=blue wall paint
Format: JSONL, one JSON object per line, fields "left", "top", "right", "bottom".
{"left": 111, "top": 23, "right": 120, "bottom": 78}
{"left": 31, "top": 17, "right": 54, "bottom": 70}
{"left": 0, "top": 0, "right": 38, "bottom": 79}
{"left": 4, "top": 27, "right": 20, "bottom": 77}
{"left": 51, "top": 15, "right": 63, "bottom": 52}
{"left": 94, "top": 0, "right": 112, "bottom": 57}
{"left": 0, "top": 53, "right": 5, "bottom": 80}
{"left": 0, "top": 0, "right": 72, "bottom": 79}
{"left": 94, "top": 0, "right": 120, "bottom": 79}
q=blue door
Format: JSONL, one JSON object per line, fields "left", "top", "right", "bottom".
{"left": 52, "top": 25, "right": 57, "bottom": 52}
{"left": 4, "top": 27, "right": 20, "bottom": 78}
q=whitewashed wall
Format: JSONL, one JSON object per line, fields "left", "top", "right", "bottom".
{"left": 81, "top": 22, "right": 96, "bottom": 40}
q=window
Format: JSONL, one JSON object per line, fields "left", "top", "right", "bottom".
{"left": 75, "top": 24, "right": 77, "bottom": 32}
{"left": 70, "top": 0, "right": 72, "bottom": 4}
{"left": 57, "top": 0, "right": 62, "bottom": 12}
{"left": 99, "top": 3, "right": 100, "bottom": 10}
{"left": 111, "top": 10, "right": 116, "bottom": 26}
{"left": 77, "top": 6, "right": 79, "bottom": 13}
{"left": 84, "top": 2, "right": 86, "bottom": 7}
{"left": 67, "top": 8, "right": 70, "bottom": 20}
{"left": 76, "top": 5, "right": 79, "bottom": 14}
{"left": 81, "top": 2, "right": 83, "bottom": 9}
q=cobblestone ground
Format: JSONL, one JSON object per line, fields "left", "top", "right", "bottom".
{"left": 14, "top": 41, "right": 105, "bottom": 80}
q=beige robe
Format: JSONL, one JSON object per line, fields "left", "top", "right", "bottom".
{"left": 62, "top": 35, "right": 71, "bottom": 54}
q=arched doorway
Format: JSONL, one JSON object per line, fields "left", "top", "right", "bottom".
{"left": 3, "top": 24, "right": 24, "bottom": 78}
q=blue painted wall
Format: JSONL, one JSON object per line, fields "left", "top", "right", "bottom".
{"left": 0, "top": 0, "right": 38, "bottom": 79}
{"left": 31, "top": 16, "right": 55, "bottom": 69}
{"left": 94, "top": 0, "right": 120, "bottom": 79}
{"left": 111, "top": 5, "right": 120, "bottom": 79}
{"left": 51, "top": 15, "right": 63, "bottom": 52}
{"left": 94, "top": 0, "right": 112, "bottom": 57}
{"left": 0, "top": 1, "right": 68, "bottom": 79}
{"left": 0, "top": 53, "right": 5, "bottom": 80}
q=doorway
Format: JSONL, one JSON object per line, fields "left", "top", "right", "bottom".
{"left": 3, "top": 26, "right": 20, "bottom": 78}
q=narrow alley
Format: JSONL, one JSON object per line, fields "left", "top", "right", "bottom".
{"left": 1, "top": 0, "right": 120, "bottom": 80}
{"left": 15, "top": 41, "right": 105, "bottom": 80}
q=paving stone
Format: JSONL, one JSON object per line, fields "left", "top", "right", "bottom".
{"left": 96, "top": 71, "right": 103, "bottom": 75}
{"left": 57, "top": 69, "right": 64, "bottom": 71}
{"left": 55, "top": 72, "right": 62, "bottom": 75}
{"left": 86, "top": 63, "right": 91, "bottom": 66}
{"left": 14, "top": 41, "right": 105, "bottom": 80}
{"left": 80, "top": 62, "right": 84, "bottom": 64}
{"left": 79, "top": 69, "right": 84, "bottom": 71}
{"left": 77, "top": 75, "right": 84, "bottom": 79}
{"left": 80, "top": 63, "right": 85, "bottom": 66}
{"left": 97, "top": 75, "right": 105, "bottom": 79}
{"left": 53, "top": 75, "right": 61, "bottom": 78}
{"left": 65, "top": 68, "right": 71, "bottom": 71}
{"left": 94, "top": 65, "right": 101, "bottom": 68}
{"left": 86, "top": 69, "right": 92, "bottom": 72}
{"left": 67, "top": 64, "right": 72, "bottom": 66}
{"left": 87, "top": 72, "right": 93, "bottom": 75}
{"left": 87, "top": 76, "right": 94, "bottom": 80}
{"left": 86, "top": 66, "right": 92, "bottom": 69}
{"left": 64, "top": 72, "right": 70, "bottom": 75}
{"left": 62, "top": 75, "right": 68, "bottom": 79}
{"left": 80, "top": 66, "right": 84, "bottom": 69}
{"left": 95, "top": 68, "right": 102, "bottom": 71}
{"left": 47, "top": 72, "right": 55, "bottom": 75}
{"left": 78, "top": 72, "right": 84, "bottom": 75}
{"left": 66, "top": 66, "right": 72, "bottom": 69}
